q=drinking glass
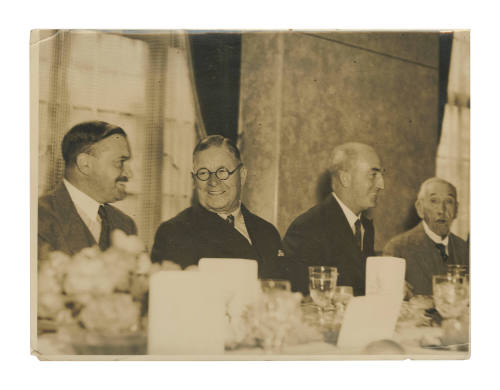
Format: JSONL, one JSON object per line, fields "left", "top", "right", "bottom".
{"left": 260, "top": 279, "right": 291, "bottom": 293}
{"left": 333, "top": 286, "right": 354, "bottom": 308}
{"left": 432, "top": 274, "right": 469, "bottom": 319}
{"left": 447, "top": 264, "right": 468, "bottom": 278}
{"left": 331, "top": 285, "right": 353, "bottom": 331}
{"left": 308, "top": 266, "right": 338, "bottom": 324}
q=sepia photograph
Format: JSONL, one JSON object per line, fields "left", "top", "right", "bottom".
{"left": 30, "top": 29, "right": 470, "bottom": 360}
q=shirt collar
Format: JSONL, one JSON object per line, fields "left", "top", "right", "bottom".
{"left": 332, "top": 192, "right": 361, "bottom": 230}
{"left": 63, "top": 179, "right": 101, "bottom": 221}
{"left": 422, "top": 220, "right": 449, "bottom": 246}
{"left": 217, "top": 202, "right": 242, "bottom": 221}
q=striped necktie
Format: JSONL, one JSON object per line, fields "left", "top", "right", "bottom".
{"left": 98, "top": 205, "right": 111, "bottom": 251}
{"left": 354, "top": 218, "right": 362, "bottom": 249}
{"left": 435, "top": 243, "right": 448, "bottom": 262}
{"left": 225, "top": 214, "right": 235, "bottom": 227}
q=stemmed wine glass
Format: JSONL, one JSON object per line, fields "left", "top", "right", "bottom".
{"left": 308, "top": 266, "right": 338, "bottom": 326}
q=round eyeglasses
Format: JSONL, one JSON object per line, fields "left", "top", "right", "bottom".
{"left": 193, "top": 163, "right": 243, "bottom": 181}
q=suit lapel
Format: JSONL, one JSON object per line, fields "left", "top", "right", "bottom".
{"left": 241, "top": 204, "right": 267, "bottom": 260}
{"left": 54, "top": 183, "right": 96, "bottom": 253}
{"left": 193, "top": 204, "right": 252, "bottom": 254}
{"left": 413, "top": 223, "right": 446, "bottom": 277}
{"left": 324, "top": 196, "right": 365, "bottom": 280}
{"left": 448, "top": 234, "right": 467, "bottom": 266}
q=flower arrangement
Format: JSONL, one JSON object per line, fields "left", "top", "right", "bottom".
{"left": 37, "top": 230, "right": 181, "bottom": 353}
{"left": 227, "top": 289, "right": 323, "bottom": 351}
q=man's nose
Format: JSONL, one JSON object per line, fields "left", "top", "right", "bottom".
{"left": 123, "top": 162, "right": 133, "bottom": 179}
{"left": 376, "top": 174, "right": 384, "bottom": 190}
{"left": 207, "top": 172, "right": 219, "bottom": 186}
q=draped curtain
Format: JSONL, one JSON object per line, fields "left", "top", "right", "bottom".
{"left": 36, "top": 30, "right": 203, "bottom": 249}
{"left": 188, "top": 33, "right": 241, "bottom": 142}
{"left": 436, "top": 31, "right": 470, "bottom": 240}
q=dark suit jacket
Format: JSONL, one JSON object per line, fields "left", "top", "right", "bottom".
{"left": 38, "top": 182, "right": 137, "bottom": 258}
{"left": 383, "top": 222, "right": 469, "bottom": 295}
{"left": 151, "top": 203, "right": 284, "bottom": 279}
{"left": 283, "top": 195, "right": 375, "bottom": 296}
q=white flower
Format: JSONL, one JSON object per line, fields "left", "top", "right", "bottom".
{"left": 38, "top": 292, "right": 66, "bottom": 318}
{"left": 79, "top": 294, "right": 141, "bottom": 334}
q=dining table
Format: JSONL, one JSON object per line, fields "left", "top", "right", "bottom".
{"left": 35, "top": 298, "right": 469, "bottom": 360}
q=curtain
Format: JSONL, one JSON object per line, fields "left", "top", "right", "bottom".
{"left": 36, "top": 30, "right": 201, "bottom": 249}
{"left": 160, "top": 32, "right": 204, "bottom": 224}
{"left": 188, "top": 33, "right": 241, "bottom": 142}
{"left": 435, "top": 31, "right": 470, "bottom": 240}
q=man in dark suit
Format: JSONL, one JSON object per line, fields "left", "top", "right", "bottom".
{"left": 151, "top": 135, "right": 283, "bottom": 279}
{"left": 283, "top": 142, "right": 385, "bottom": 296}
{"left": 38, "top": 121, "right": 137, "bottom": 258}
{"left": 384, "top": 177, "right": 468, "bottom": 295}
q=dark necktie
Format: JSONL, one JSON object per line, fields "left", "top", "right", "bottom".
{"left": 435, "top": 243, "right": 448, "bottom": 262}
{"left": 226, "top": 214, "right": 235, "bottom": 227}
{"left": 354, "top": 218, "right": 362, "bottom": 249}
{"left": 98, "top": 205, "right": 111, "bottom": 251}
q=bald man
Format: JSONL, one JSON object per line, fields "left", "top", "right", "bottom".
{"left": 384, "top": 177, "right": 468, "bottom": 295}
{"left": 283, "top": 142, "right": 385, "bottom": 296}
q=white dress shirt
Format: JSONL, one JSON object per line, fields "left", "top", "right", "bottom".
{"left": 332, "top": 192, "right": 364, "bottom": 249}
{"left": 63, "top": 179, "right": 102, "bottom": 242}
{"left": 217, "top": 203, "right": 252, "bottom": 244}
{"left": 422, "top": 220, "right": 449, "bottom": 255}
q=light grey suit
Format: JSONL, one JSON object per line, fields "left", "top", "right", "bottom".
{"left": 383, "top": 222, "right": 468, "bottom": 295}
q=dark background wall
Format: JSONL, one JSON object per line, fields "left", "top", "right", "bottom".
{"left": 239, "top": 32, "right": 442, "bottom": 251}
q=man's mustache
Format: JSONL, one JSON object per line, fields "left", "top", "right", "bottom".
{"left": 116, "top": 177, "right": 129, "bottom": 182}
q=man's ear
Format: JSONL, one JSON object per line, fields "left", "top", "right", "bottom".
{"left": 453, "top": 200, "right": 459, "bottom": 219}
{"left": 339, "top": 170, "right": 351, "bottom": 188}
{"left": 75, "top": 153, "right": 92, "bottom": 175}
{"left": 415, "top": 199, "right": 424, "bottom": 219}
{"left": 240, "top": 165, "right": 247, "bottom": 187}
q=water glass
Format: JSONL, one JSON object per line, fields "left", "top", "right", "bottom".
{"left": 432, "top": 274, "right": 469, "bottom": 319}
{"left": 447, "top": 264, "right": 468, "bottom": 278}
{"left": 333, "top": 286, "right": 354, "bottom": 306}
{"left": 308, "top": 266, "right": 338, "bottom": 312}
{"left": 260, "top": 279, "right": 291, "bottom": 293}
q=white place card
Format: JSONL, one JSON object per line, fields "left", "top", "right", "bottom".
{"left": 365, "top": 256, "right": 406, "bottom": 298}
{"left": 147, "top": 270, "right": 225, "bottom": 355}
{"left": 198, "top": 258, "right": 260, "bottom": 308}
{"left": 199, "top": 258, "right": 260, "bottom": 344}
{"left": 337, "top": 295, "right": 402, "bottom": 349}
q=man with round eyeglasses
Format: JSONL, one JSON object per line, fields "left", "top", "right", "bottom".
{"left": 151, "top": 135, "right": 283, "bottom": 278}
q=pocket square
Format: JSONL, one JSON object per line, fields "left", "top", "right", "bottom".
{"left": 277, "top": 249, "right": 285, "bottom": 257}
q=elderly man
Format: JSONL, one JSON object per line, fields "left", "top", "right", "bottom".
{"left": 384, "top": 177, "right": 468, "bottom": 295}
{"left": 151, "top": 135, "right": 283, "bottom": 278}
{"left": 38, "top": 121, "right": 137, "bottom": 258}
{"left": 283, "top": 142, "right": 385, "bottom": 296}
